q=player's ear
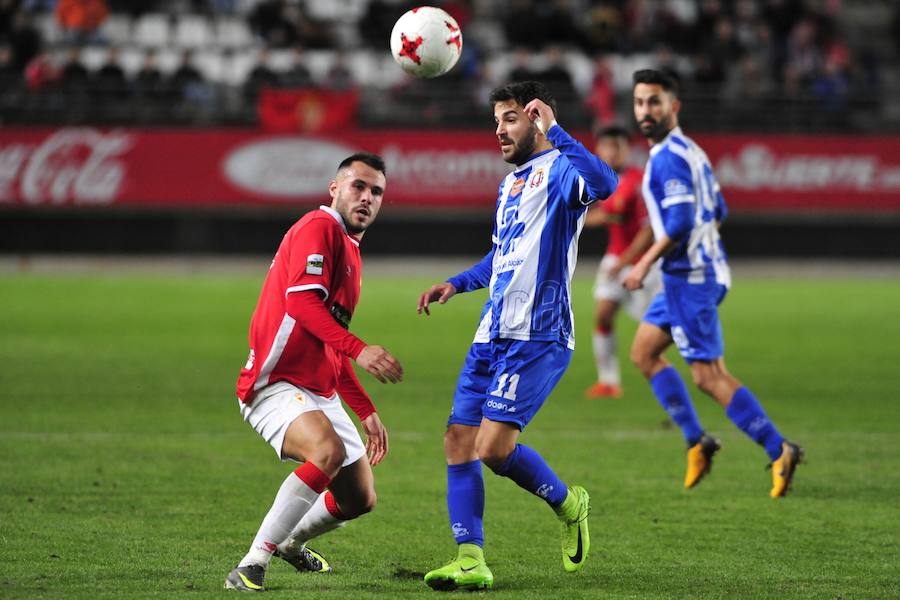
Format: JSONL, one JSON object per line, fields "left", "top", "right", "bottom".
{"left": 671, "top": 97, "right": 682, "bottom": 115}
{"left": 328, "top": 179, "right": 338, "bottom": 199}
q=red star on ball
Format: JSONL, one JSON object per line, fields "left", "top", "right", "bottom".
{"left": 445, "top": 21, "right": 461, "bottom": 52}
{"left": 399, "top": 33, "right": 423, "bottom": 64}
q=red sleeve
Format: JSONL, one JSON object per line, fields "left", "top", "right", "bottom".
{"left": 336, "top": 355, "right": 376, "bottom": 421}
{"left": 286, "top": 216, "right": 337, "bottom": 299}
{"left": 286, "top": 291, "right": 367, "bottom": 359}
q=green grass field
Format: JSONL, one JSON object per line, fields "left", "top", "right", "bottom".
{"left": 2, "top": 268, "right": 899, "bottom": 598}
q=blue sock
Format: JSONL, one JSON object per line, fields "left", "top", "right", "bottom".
{"left": 650, "top": 366, "right": 704, "bottom": 446}
{"left": 494, "top": 444, "right": 569, "bottom": 507}
{"left": 726, "top": 387, "right": 785, "bottom": 461}
{"left": 446, "top": 460, "right": 484, "bottom": 547}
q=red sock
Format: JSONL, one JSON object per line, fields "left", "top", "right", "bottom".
{"left": 323, "top": 490, "right": 348, "bottom": 520}
{"left": 293, "top": 462, "right": 331, "bottom": 494}
{"left": 596, "top": 324, "right": 613, "bottom": 335}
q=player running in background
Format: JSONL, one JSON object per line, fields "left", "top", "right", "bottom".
{"left": 624, "top": 69, "right": 803, "bottom": 497}
{"left": 583, "top": 125, "right": 659, "bottom": 399}
{"left": 417, "top": 81, "right": 618, "bottom": 591}
{"left": 226, "top": 153, "right": 403, "bottom": 592}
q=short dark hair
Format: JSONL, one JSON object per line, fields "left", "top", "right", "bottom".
{"left": 632, "top": 68, "right": 680, "bottom": 97}
{"left": 338, "top": 152, "right": 386, "bottom": 176}
{"left": 489, "top": 81, "right": 558, "bottom": 118}
{"left": 596, "top": 125, "right": 631, "bottom": 141}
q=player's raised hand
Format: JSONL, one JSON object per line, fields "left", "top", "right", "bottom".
{"left": 417, "top": 282, "right": 457, "bottom": 316}
{"left": 523, "top": 98, "right": 556, "bottom": 135}
{"left": 362, "top": 412, "right": 389, "bottom": 466}
{"left": 356, "top": 345, "right": 404, "bottom": 384}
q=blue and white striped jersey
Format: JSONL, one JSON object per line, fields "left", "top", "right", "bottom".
{"left": 448, "top": 125, "right": 618, "bottom": 349}
{"left": 642, "top": 126, "right": 731, "bottom": 286}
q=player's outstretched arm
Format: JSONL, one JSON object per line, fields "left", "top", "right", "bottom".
{"left": 356, "top": 344, "right": 404, "bottom": 383}
{"left": 362, "top": 412, "right": 389, "bottom": 466}
{"left": 524, "top": 98, "right": 618, "bottom": 202}
{"left": 417, "top": 282, "right": 457, "bottom": 316}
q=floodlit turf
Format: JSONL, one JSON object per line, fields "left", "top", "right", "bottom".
{"left": 1, "top": 270, "right": 898, "bottom": 598}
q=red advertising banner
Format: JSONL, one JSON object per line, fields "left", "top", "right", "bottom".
{"left": 1, "top": 127, "right": 898, "bottom": 211}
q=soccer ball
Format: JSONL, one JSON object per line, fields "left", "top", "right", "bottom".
{"left": 390, "top": 6, "right": 462, "bottom": 78}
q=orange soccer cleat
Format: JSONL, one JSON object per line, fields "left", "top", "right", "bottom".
{"left": 584, "top": 382, "right": 623, "bottom": 399}
{"left": 684, "top": 433, "right": 721, "bottom": 489}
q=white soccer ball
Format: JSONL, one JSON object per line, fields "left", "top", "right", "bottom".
{"left": 390, "top": 6, "right": 462, "bottom": 78}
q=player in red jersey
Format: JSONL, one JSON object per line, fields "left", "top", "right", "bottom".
{"left": 584, "top": 126, "right": 660, "bottom": 399}
{"left": 226, "top": 153, "right": 404, "bottom": 592}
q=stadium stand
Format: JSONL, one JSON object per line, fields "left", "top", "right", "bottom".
{"left": 0, "top": 0, "right": 896, "bottom": 132}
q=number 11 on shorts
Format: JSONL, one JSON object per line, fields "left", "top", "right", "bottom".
{"left": 490, "top": 373, "right": 520, "bottom": 401}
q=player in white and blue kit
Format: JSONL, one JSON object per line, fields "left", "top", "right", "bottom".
{"left": 624, "top": 69, "right": 803, "bottom": 498}
{"left": 416, "top": 82, "right": 618, "bottom": 590}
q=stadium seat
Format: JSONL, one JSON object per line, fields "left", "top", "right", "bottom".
{"left": 134, "top": 13, "right": 171, "bottom": 48}
{"left": 100, "top": 14, "right": 132, "bottom": 46}
{"left": 174, "top": 15, "right": 214, "bottom": 49}
{"left": 215, "top": 16, "right": 254, "bottom": 49}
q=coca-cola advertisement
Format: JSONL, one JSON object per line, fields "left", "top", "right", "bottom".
{"left": 1, "top": 127, "right": 898, "bottom": 211}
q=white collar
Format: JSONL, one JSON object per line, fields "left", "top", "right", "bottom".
{"left": 319, "top": 205, "right": 360, "bottom": 246}
{"left": 649, "top": 126, "right": 684, "bottom": 156}
{"left": 513, "top": 148, "right": 559, "bottom": 175}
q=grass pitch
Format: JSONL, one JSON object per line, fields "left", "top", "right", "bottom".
{"left": 1, "top": 266, "right": 898, "bottom": 598}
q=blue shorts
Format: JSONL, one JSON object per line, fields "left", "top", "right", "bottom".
{"left": 449, "top": 339, "right": 572, "bottom": 430}
{"left": 643, "top": 274, "right": 728, "bottom": 363}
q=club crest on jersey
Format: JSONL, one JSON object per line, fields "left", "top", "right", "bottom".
{"left": 529, "top": 168, "right": 544, "bottom": 188}
{"left": 294, "top": 392, "right": 307, "bottom": 405}
{"left": 306, "top": 254, "right": 324, "bottom": 275}
{"left": 510, "top": 177, "right": 526, "bottom": 196}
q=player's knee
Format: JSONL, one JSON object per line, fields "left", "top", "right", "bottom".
{"left": 444, "top": 425, "right": 476, "bottom": 457}
{"left": 306, "top": 437, "right": 346, "bottom": 474}
{"left": 475, "top": 442, "right": 513, "bottom": 473}
{"left": 691, "top": 369, "right": 717, "bottom": 396}
{"left": 343, "top": 489, "right": 377, "bottom": 519}
{"left": 630, "top": 343, "right": 654, "bottom": 377}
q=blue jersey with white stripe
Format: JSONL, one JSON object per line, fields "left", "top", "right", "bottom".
{"left": 643, "top": 127, "right": 731, "bottom": 286}
{"left": 449, "top": 125, "right": 618, "bottom": 349}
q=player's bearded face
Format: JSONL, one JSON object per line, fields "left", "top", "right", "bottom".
{"left": 330, "top": 162, "right": 385, "bottom": 235}
{"left": 494, "top": 100, "right": 540, "bottom": 165}
{"left": 634, "top": 83, "right": 678, "bottom": 142}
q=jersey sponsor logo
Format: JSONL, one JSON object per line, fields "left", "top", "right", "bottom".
{"left": 510, "top": 176, "right": 526, "bottom": 196}
{"left": 306, "top": 253, "right": 324, "bottom": 275}
{"left": 536, "top": 483, "right": 554, "bottom": 499}
{"left": 486, "top": 399, "right": 516, "bottom": 412}
{"left": 664, "top": 178, "right": 689, "bottom": 197}
{"left": 529, "top": 168, "right": 544, "bottom": 188}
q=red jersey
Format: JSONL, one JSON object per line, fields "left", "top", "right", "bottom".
{"left": 236, "top": 206, "right": 368, "bottom": 407}
{"left": 602, "top": 166, "right": 648, "bottom": 260}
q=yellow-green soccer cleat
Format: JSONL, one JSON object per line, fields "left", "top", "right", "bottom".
{"left": 224, "top": 564, "right": 266, "bottom": 592}
{"left": 275, "top": 545, "right": 332, "bottom": 573}
{"left": 769, "top": 441, "right": 804, "bottom": 498}
{"left": 560, "top": 486, "right": 591, "bottom": 573}
{"left": 684, "top": 433, "right": 721, "bottom": 489}
{"left": 424, "top": 551, "right": 493, "bottom": 591}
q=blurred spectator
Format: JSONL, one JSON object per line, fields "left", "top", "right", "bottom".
{"left": 134, "top": 48, "right": 164, "bottom": 99}
{"left": 508, "top": 47, "right": 536, "bottom": 83}
{"left": 280, "top": 45, "right": 313, "bottom": 88}
{"left": 784, "top": 17, "right": 823, "bottom": 87}
{"left": 324, "top": 50, "right": 354, "bottom": 92}
{"left": 583, "top": 3, "right": 625, "bottom": 52}
{"left": 584, "top": 55, "right": 615, "bottom": 129}
{"left": 8, "top": 10, "right": 42, "bottom": 72}
{"left": 502, "top": 0, "right": 546, "bottom": 49}
{"left": 24, "top": 50, "right": 57, "bottom": 91}
{"left": 94, "top": 46, "right": 128, "bottom": 100}
{"left": 358, "top": 0, "right": 409, "bottom": 49}
{"left": 59, "top": 46, "right": 90, "bottom": 96}
{"left": 535, "top": 46, "right": 577, "bottom": 104}
{"left": 55, "top": 0, "right": 110, "bottom": 45}
{"left": 695, "top": 17, "right": 743, "bottom": 91}
{"left": 168, "top": 49, "right": 209, "bottom": 106}
{"left": 249, "top": 0, "right": 333, "bottom": 49}
{"left": 0, "top": 42, "right": 21, "bottom": 91}
{"left": 244, "top": 47, "right": 278, "bottom": 100}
